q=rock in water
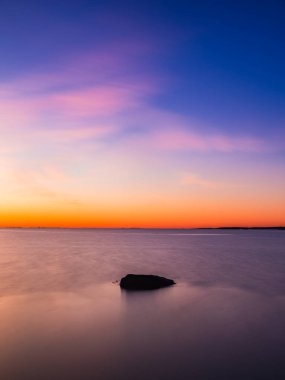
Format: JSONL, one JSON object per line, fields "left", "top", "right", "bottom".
{"left": 120, "top": 274, "right": 175, "bottom": 290}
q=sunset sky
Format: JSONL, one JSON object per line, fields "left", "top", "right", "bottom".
{"left": 0, "top": 0, "right": 284, "bottom": 227}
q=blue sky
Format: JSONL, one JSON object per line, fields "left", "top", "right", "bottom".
{"left": 0, "top": 0, "right": 284, "bottom": 227}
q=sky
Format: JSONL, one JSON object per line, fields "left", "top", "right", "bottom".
{"left": 0, "top": 0, "right": 284, "bottom": 228}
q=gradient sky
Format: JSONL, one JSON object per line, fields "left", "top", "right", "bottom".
{"left": 0, "top": 0, "right": 285, "bottom": 227}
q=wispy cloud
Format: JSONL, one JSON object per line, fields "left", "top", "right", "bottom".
{"left": 180, "top": 172, "right": 221, "bottom": 188}
{"left": 0, "top": 44, "right": 157, "bottom": 155}
{"left": 0, "top": 41, "right": 279, "bottom": 158}
{"left": 1, "top": 38, "right": 283, "bottom": 213}
{"left": 152, "top": 128, "right": 266, "bottom": 153}
{"left": 3, "top": 164, "right": 83, "bottom": 206}
{"left": 35, "top": 125, "right": 119, "bottom": 143}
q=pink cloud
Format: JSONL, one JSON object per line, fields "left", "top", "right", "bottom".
{"left": 153, "top": 129, "right": 266, "bottom": 152}
{"left": 36, "top": 125, "right": 118, "bottom": 143}
{"left": 0, "top": 100, "right": 39, "bottom": 129}
{"left": 51, "top": 86, "right": 143, "bottom": 118}
{"left": 0, "top": 42, "right": 156, "bottom": 144}
{"left": 0, "top": 43, "right": 279, "bottom": 157}
{"left": 0, "top": 41, "right": 156, "bottom": 97}
{"left": 180, "top": 172, "right": 220, "bottom": 188}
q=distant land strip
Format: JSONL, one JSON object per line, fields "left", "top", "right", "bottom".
{"left": 1, "top": 226, "right": 285, "bottom": 230}
{"left": 214, "top": 226, "right": 285, "bottom": 230}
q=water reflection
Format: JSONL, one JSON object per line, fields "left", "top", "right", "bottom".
{"left": 0, "top": 284, "right": 123, "bottom": 380}
{"left": 120, "top": 284, "right": 285, "bottom": 379}
{"left": 0, "top": 229, "right": 284, "bottom": 379}
{"left": 0, "top": 283, "right": 284, "bottom": 380}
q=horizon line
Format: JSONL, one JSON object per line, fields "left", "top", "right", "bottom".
{"left": 1, "top": 226, "right": 284, "bottom": 230}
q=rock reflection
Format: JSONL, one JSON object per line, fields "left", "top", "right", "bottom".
{"left": 0, "top": 283, "right": 284, "bottom": 379}
{"left": 0, "top": 229, "right": 284, "bottom": 379}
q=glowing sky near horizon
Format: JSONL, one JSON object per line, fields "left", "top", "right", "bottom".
{"left": 0, "top": 0, "right": 285, "bottom": 227}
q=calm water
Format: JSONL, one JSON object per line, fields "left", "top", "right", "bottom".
{"left": 0, "top": 228, "right": 284, "bottom": 380}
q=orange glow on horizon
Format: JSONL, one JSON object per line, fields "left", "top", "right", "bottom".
{"left": 1, "top": 197, "right": 284, "bottom": 229}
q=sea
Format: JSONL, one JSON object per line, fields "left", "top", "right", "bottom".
{"left": 0, "top": 228, "right": 284, "bottom": 380}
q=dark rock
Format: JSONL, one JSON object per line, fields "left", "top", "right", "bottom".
{"left": 120, "top": 274, "right": 175, "bottom": 290}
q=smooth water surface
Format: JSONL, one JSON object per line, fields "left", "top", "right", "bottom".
{"left": 0, "top": 229, "right": 284, "bottom": 379}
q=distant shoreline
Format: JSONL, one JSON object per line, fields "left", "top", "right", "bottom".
{"left": 214, "top": 226, "right": 285, "bottom": 230}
